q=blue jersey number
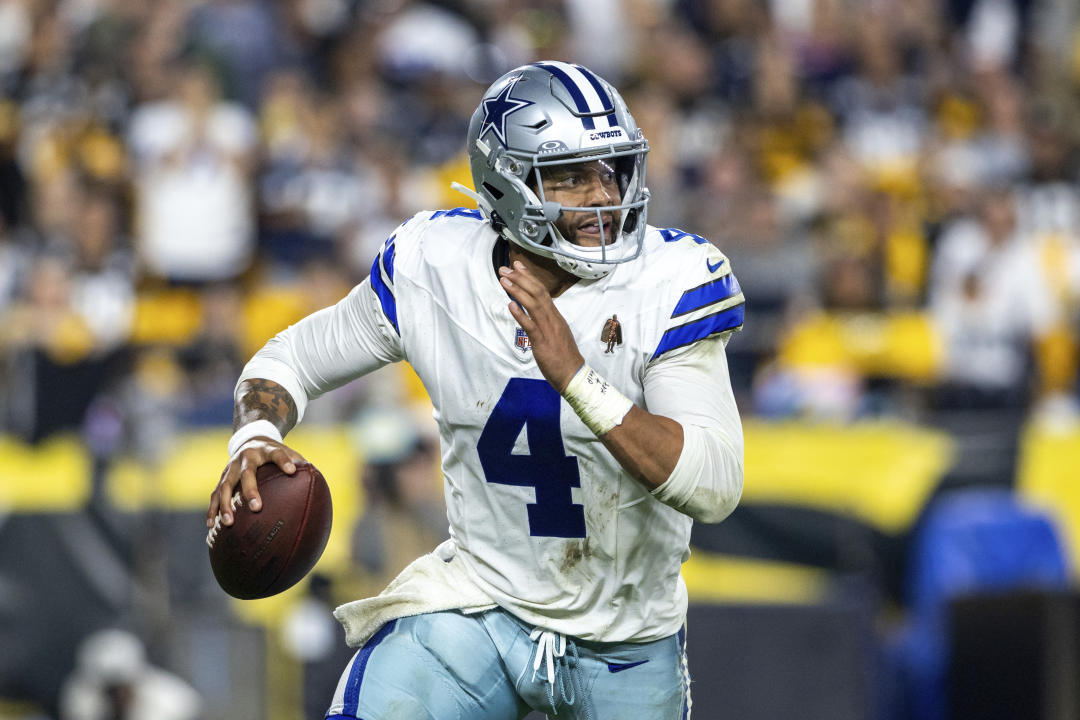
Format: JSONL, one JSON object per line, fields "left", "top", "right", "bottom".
{"left": 477, "top": 378, "right": 586, "bottom": 538}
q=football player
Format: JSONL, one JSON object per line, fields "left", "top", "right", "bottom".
{"left": 208, "top": 61, "right": 746, "bottom": 719}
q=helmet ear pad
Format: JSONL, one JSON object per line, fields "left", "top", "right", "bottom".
{"left": 476, "top": 146, "right": 531, "bottom": 233}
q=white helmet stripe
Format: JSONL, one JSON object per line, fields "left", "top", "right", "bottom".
{"left": 533, "top": 61, "right": 616, "bottom": 127}
{"left": 572, "top": 64, "right": 619, "bottom": 128}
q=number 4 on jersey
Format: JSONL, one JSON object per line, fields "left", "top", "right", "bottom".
{"left": 477, "top": 379, "right": 587, "bottom": 538}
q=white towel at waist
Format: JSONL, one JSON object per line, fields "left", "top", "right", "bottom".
{"left": 333, "top": 539, "right": 497, "bottom": 648}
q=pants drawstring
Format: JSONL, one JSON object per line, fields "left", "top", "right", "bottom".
{"left": 529, "top": 628, "right": 590, "bottom": 719}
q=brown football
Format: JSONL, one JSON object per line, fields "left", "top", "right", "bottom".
{"left": 207, "top": 462, "right": 332, "bottom": 599}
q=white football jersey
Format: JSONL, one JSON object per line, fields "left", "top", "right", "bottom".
{"left": 243, "top": 208, "right": 745, "bottom": 642}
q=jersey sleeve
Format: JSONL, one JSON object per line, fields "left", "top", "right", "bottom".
{"left": 236, "top": 232, "right": 408, "bottom": 423}
{"left": 643, "top": 323, "right": 744, "bottom": 523}
{"left": 649, "top": 243, "right": 745, "bottom": 363}
{"left": 639, "top": 235, "right": 745, "bottom": 522}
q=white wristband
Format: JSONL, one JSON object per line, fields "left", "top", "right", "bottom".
{"left": 562, "top": 364, "right": 634, "bottom": 436}
{"left": 227, "top": 420, "right": 283, "bottom": 457}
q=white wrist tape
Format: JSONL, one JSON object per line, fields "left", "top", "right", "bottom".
{"left": 227, "top": 420, "right": 283, "bottom": 457}
{"left": 562, "top": 364, "right": 634, "bottom": 436}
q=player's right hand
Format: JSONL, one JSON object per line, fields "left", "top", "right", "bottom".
{"left": 207, "top": 439, "right": 307, "bottom": 527}
{"left": 499, "top": 260, "right": 585, "bottom": 393}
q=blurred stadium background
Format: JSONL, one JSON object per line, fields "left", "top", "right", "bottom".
{"left": 2, "top": 0, "right": 1080, "bottom": 718}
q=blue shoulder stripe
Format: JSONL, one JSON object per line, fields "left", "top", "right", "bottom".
{"left": 342, "top": 619, "right": 398, "bottom": 716}
{"left": 430, "top": 207, "right": 483, "bottom": 220}
{"left": 380, "top": 235, "right": 396, "bottom": 282}
{"left": 671, "top": 274, "right": 741, "bottom": 318}
{"left": 369, "top": 254, "right": 399, "bottom": 334}
{"left": 654, "top": 305, "right": 744, "bottom": 358}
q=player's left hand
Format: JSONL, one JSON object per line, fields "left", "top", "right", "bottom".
{"left": 500, "top": 260, "right": 584, "bottom": 392}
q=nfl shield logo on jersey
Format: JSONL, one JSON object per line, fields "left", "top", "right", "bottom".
{"left": 514, "top": 327, "right": 531, "bottom": 353}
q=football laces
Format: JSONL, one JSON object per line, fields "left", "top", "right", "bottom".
{"left": 205, "top": 491, "right": 244, "bottom": 548}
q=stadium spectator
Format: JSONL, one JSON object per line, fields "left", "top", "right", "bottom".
{"left": 257, "top": 74, "right": 381, "bottom": 270}
{"left": 176, "top": 282, "right": 246, "bottom": 427}
{"left": 59, "top": 628, "right": 202, "bottom": 720}
{"left": 128, "top": 58, "right": 257, "bottom": 284}
{"left": 186, "top": 0, "right": 294, "bottom": 109}
{"left": 67, "top": 185, "right": 135, "bottom": 353}
{"left": 0, "top": 252, "right": 107, "bottom": 441}
{"left": 830, "top": 8, "right": 928, "bottom": 180}
{"left": 0, "top": 209, "right": 30, "bottom": 311}
{"left": 929, "top": 186, "right": 1059, "bottom": 406}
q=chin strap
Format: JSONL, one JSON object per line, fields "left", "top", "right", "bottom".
{"left": 451, "top": 181, "right": 564, "bottom": 226}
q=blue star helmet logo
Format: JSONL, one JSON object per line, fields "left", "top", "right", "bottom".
{"left": 478, "top": 76, "right": 533, "bottom": 147}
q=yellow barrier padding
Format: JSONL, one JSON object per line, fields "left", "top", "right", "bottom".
{"left": 743, "top": 420, "right": 954, "bottom": 533}
{"left": 0, "top": 435, "right": 91, "bottom": 510}
{"left": 682, "top": 550, "right": 829, "bottom": 605}
{"left": 106, "top": 428, "right": 234, "bottom": 511}
{"left": 1017, "top": 423, "right": 1080, "bottom": 580}
{"left": 5, "top": 418, "right": 953, "bottom": 537}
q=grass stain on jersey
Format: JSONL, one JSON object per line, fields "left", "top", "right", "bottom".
{"left": 560, "top": 537, "right": 592, "bottom": 574}
{"left": 584, "top": 485, "right": 620, "bottom": 537}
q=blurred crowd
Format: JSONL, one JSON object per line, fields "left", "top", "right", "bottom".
{"left": 3, "top": 1, "right": 1080, "bottom": 717}
{"left": 2, "top": 0, "right": 1080, "bottom": 454}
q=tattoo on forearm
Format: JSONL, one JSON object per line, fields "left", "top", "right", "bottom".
{"left": 234, "top": 379, "right": 298, "bottom": 435}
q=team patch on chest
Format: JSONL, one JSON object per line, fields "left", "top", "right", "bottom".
{"left": 514, "top": 326, "right": 532, "bottom": 353}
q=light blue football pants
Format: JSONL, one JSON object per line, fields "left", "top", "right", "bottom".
{"left": 325, "top": 608, "right": 691, "bottom": 720}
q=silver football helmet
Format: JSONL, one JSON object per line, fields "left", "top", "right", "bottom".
{"left": 459, "top": 61, "right": 650, "bottom": 279}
